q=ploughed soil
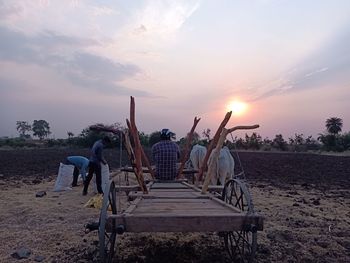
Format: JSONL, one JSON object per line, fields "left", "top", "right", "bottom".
{"left": 0, "top": 148, "right": 349, "bottom": 263}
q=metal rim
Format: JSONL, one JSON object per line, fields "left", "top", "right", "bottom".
{"left": 221, "top": 179, "right": 257, "bottom": 263}
{"left": 99, "top": 180, "right": 117, "bottom": 263}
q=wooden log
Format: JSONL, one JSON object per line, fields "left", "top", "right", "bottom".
{"left": 124, "top": 122, "right": 144, "bottom": 191}
{"left": 227, "top": 124, "right": 260, "bottom": 134}
{"left": 197, "top": 111, "right": 232, "bottom": 182}
{"left": 177, "top": 117, "right": 201, "bottom": 179}
{"left": 126, "top": 119, "right": 155, "bottom": 179}
{"left": 201, "top": 128, "right": 229, "bottom": 194}
{"left": 129, "top": 96, "right": 148, "bottom": 193}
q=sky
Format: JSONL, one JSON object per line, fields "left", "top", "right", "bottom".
{"left": 1, "top": 0, "right": 350, "bottom": 140}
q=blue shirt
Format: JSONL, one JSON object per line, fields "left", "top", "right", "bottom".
{"left": 67, "top": 156, "right": 89, "bottom": 180}
{"left": 90, "top": 139, "right": 105, "bottom": 164}
{"left": 152, "top": 140, "right": 180, "bottom": 180}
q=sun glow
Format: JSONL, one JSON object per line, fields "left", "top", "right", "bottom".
{"left": 227, "top": 100, "right": 248, "bottom": 116}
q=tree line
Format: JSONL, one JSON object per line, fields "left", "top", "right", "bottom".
{"left": 1, "top": 117, "right": 349, "bottom": 152}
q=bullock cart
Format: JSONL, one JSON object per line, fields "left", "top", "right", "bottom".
{"left": 96, "top": 177, "right": 264, "bottom": 263}
{"left": 87, "top": 96, "right": 263, "bottom": 262}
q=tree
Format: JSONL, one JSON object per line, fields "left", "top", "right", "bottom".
{"left": 202, "top": 128, "right": 211, "bottom": 141}
{"left": 149, "top": 131, "right": 161, "bottom": 146}
{"left": 245, "top": 132, "right": 262, "bottom": 150}
{"left": 326, "top": 117, "right": 343, "bottom": 135}
{"left": 32, "top": 120, "right": 51, "bottom": 140}
{"left": 67, "top": 131, "right": 74, "bottom": 138}
{"left": 16, "top": 121, "right": 31, "bottom": 138}
{"left": 272, "top": 134, "right": 287, "bottom": 151}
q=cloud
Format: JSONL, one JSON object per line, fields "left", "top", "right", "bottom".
{"left": 0, "top": 25, "right": 151, "bottom": 96}
{"left": 133, "top": 0, "right": 200, "bottom": 38}
{"left": 253, "top": 27, "right": 350, "bottom": 101}
{"left": 0, "top": 1, "right": 22, "bottom": 20}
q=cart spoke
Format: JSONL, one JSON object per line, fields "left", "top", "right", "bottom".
{"left": 221, "top": 179, "right": 258, "bottom": 263}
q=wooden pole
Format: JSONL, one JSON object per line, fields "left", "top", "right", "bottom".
{"left": 202, "top": 128, "right": 228, "bottom": 194}
{"left": 126, "top": 118, "right": 155, "bottom": 180}
{"left": 197, "top": 111, "right": 232, "bottom": 182}
{"left": 177, "top": 117, "right": 201, "bottom": 179}
{"left": 129, "top": 96, "right": 148, "bottom": 193}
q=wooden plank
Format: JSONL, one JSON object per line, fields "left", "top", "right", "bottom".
{"left": 128, "top": 192, "right": 210, "bottom": 199}
{"left": 151, "top": 182, "right": 187, "bottom": 188}
{"left": 115, "top": 185, "right": 141, "bottom": 192}
{"left": 136, "top": 198, "right": 216, "bottom": 204}
{"left": 124, "top": 197, "right": 143, "bottom": 214}
{"left": 107, "top": 213, "right": 264, "bottom": 232}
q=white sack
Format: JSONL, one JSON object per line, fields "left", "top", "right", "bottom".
{"left": 92, "top": 164, "right": 110, "bottom": 193}
{"left": 53, "top": 163, "right": 74, "bottom": 192}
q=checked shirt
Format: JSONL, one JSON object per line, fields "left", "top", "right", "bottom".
{"left": 151, "top": 140, "right": 180, "bottom": 180}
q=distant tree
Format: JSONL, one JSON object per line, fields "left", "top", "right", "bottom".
{"left": 192, "top": 132, "right": 200, "bottom": 145}
{"left": 305, "top": 135, "right": 320, "bottom": 151}
{"left": 245, "top": 132, "right": 262, "bottom": 150}
{"left": 138, "top": 131, "right": 149, "bottom": 147}
{"left": 32, "top": 120, "right": 51, "bottom": 140}
{"left": 67, "top": 131, "right": 74, "bottom": 138}
{"left": 318, "top": 134, "right": 338, "bottom": 151}
{"left": 202, "top": 128, "right": 211, "bottom": 141}
{"left": 289, "top": 133, "right": 306, "bottom": 152}
{"left": 326, "top": 117, "right": 343, "bottom": 135}
{"left": 149, "top": 131, "right": 161, "bottom": 146}
{"left": 272, "top": 134, "right": 287, "bottom": 151}
{"left": 16, "top": 121, "right": 31, "bottom": 138}
{"left": 178, "top": 132, "right": 200, "bottom": 147}
{"left": 339, "top": 132, "right": 350, "bottom": 151}
{"left": 232, "top": 136, "right": 245, "bottom": 150}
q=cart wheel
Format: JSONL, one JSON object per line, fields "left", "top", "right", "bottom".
{"left": 221, "top": 179, "right": 257, "bottom": 263}
{"left": 99, "top": 180, "right": 117, "bottom": 263}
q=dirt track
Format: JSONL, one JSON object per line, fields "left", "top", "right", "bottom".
{"left": 0, "top": 149, "right": 349, "bottom": 262}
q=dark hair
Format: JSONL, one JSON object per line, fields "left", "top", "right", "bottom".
{"left": 160, "top": 129, "right": 170, "bottom": 140}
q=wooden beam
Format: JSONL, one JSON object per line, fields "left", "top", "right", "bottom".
{"left": 126, "top": 118, "right": 155, "bottom": 179}
{"left": 107, "top": 213, "right": 264, "bottom": 232}
{"left": 177, "top": 117, "right": 201, "bottom": 179}
{"left": 202, "top": 127, "right": 229, "bottom": 194}
{"left": 129, "top": 96, "right": 148, "bottom": 193}
{"left": 227, "top": 124, "right": 260, "bottom": 134}
{"left": 197, "top": 111, "right": 232, "bottom": 182}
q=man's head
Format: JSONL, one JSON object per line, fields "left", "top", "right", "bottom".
{"left": 102, "top": 136, "right": 111, "bottom": 145}
{"left": 160, "top": 128, "right": 175, "bottom": 140}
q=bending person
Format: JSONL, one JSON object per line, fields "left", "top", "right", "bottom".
{"left": 65, "top": 156, "right": 90, "bottom": 187}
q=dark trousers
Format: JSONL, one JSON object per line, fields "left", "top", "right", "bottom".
{"left": 84, "top": 162, "right": 103, "bottom": 194}
{"left": 66, "top": 159, "right": 80, "bottom": 187}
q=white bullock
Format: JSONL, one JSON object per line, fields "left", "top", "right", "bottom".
{"left": 188, "top": 144, "right": 207, "bottom": 177}
{"left": 208, "top": 146, "right": 235, "bottom": 185}
{"left": 188, "top": 144, "right": 235, "bottom": 185}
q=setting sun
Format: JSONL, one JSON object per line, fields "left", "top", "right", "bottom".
{"left": 227, "top": 100, "right": 248, "bottom": 116}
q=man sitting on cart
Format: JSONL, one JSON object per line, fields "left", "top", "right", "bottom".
{"left": 151, "top": 128, "right": 180, "bottom": 180}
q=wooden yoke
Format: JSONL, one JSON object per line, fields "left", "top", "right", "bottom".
{"left": 197, "top": 111, "right": 232, "bottom": 182}
{"left": 201, "top": 124, "right": 259, "bottom": 194}
{"left": 177, "top": 117, "right": 201, "bottom": 179}
{"left": 128, "top": 96, "right": 148, "bottom": 193}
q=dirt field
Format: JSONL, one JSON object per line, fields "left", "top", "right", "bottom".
{"left": 0, "top": 149, "right": 349, "bottom": 262}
